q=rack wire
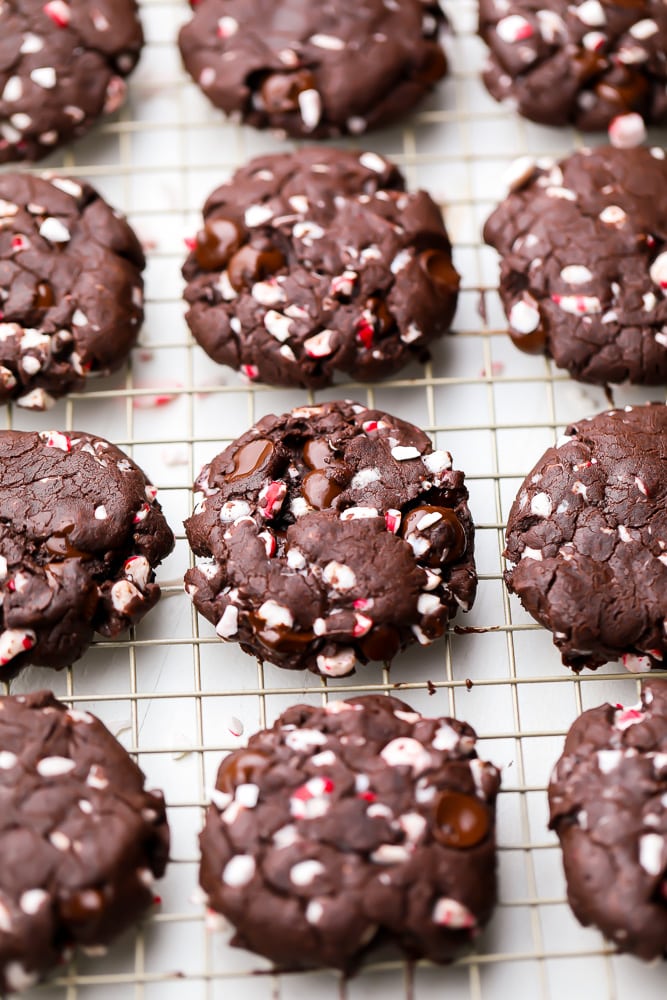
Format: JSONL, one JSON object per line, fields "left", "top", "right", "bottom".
{"left": 6, "top": 1, "right": 667, "bottom": 997}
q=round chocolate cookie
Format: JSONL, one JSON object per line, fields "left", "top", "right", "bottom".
{"left": 0, "top": 429, "right": 174, "bottom": 680}
{"left": 182, "top": 148, "right": 460, "bottom": 388}
{"left": 184, "top": 400, "right": 476, "bottom": 677}
{"left": 484, "top": 145, "right": 667, "bottom": 386}
{"left": 200, "top": 694, "right": 500, "bottom": 970}
{"left": 178, "top": 0, "right": 446, "bottom": 139}
{"left": 504, "top": 403, "right": 667, "bottom": 673}
{"left": 0, "top": 689, "right": 169, "bottom": 993}
{"left": 0, "top": 0, "right": 143, "bottom": 163}
{"left": 0, "top": 172, "right": 145, "bottom": 410}
{"left": 478, "top": 0, "right": 667, "bottom": 130}
{"left": 549, "top": 680, "right": 667, "bottom": 960}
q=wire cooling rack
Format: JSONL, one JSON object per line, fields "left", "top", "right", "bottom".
{"left": 6, "top": 1, "right": 667, "bottom": 997}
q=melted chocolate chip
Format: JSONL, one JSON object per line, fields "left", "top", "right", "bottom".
{"left": 45, "top": 528, "right": 91, "bottom": 560}
{"left": 433, "top": 790, "right": 490, "bottom": 849}
{"left": 418, "top": 250, "right": 460, "bottom": 295}
{"left": 303, "top": 438, "right": 333, "bottom": 470}
{"left": 302, "top": 470, "right": 342, "bottom": 510}
{"left": 365, "top": 297, "right": 395, "bottom": 337}
{"left": 401, "top": 505, "right": 467, "bottom": 567}
{"left": 248, "top": 615, "right": 316, "bottom": 653}
{"left": 227, "top": 244, "right": 285, "bottom": 292}
{"left": 195, "top": 218, "right": 244, "bottom": 271}
{"left": 228, "top": 438, "right": 275, "bottom": 482}
{"left": 509, "top": 324, "right": 548, "bottom": 356}
{"left": 260, "top": 70, "right": 316, "bottom": 113}
{"left": 59, "top": 889, "right": 104, "bottom": 923}
{"left": 216, "top": 748, "right": 271, "bottom": 793}
{"left": 360, "top": 624, "right": 402, "bottom": 662}
{"left": 35, "top": 281, "right": 55, "bottom": 310}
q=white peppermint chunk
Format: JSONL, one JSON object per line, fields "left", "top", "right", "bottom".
{"left": 510, "top": 298, "right": 540, "bottom": 334}
{"left": 37, "top": 756, "right": 76, "bottom": 778}
{"left": 216, "top": 604, "right": 239, "bottom": 638}
{"left": 309, "top": 33, "right": 344, "bottom": 49}
{"left": 576, "top": 1, "right": 606, "bottom": 27}
{"left": 391, "top": 445, "right": 420, "bottom": 461}
{"left": 290, "top": 860, "right": 325, "bottom": 886}
{"left": 316, "top": 648, "right": 356, "bottom": 676}
{"left": 422, "top": 449, "right": 452, "bottom": 476}
{"left": 222, "top": 855, "right": 255, "bottom": 887}
{"left": 258, "top": 600, "right": 293, "bottom": 629}
{"left": 323, "top": 561, "right": 356, "bottom": 591}
{"left": 264, "top": 310, "right": 292, "bottom": 342}
{"left": 639, "top": 833, "right": 664, "bottom": 876}
{"left": 530, "top": 492, "right": 553, "bottom": 517}
{"left": 380, "top": 737, "right": 432, "bottom": 774}
{"left": 39, "top": 217, "right": 70, "bottom": 242}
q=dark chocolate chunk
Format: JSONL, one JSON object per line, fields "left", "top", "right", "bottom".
{"left": 0, "top": 428, "right": 174, "bottom": 679}
{"left": 0, "top": 172, "right": 145, "bottom": 409}
{"left": 484, "top": 145, "right": 667, "bottom": 386}
{"left": 504, "top": 403, "right": 667, "bottom": 673}
{"left": 478, "top": 1, "right": 667, "bottom": 130}
{"left": 182, "top": 147, "right": 460, "bottom": 388}
{"left": 0, "top": 0, "right": 143, "bottom": 163}
{"left": 178, "top": 0, "right": 447, "bottom": 139}
{"left": 184, "top": 400, "right": 476, "bottom": 678}
{"left": 200, "top": 694, "right": 500, "bottom": 970}
{"left": 0, "top": 689, "right": 169, "bottom": 993}
{"left": 549, "top": 679, "right": 667, "bottom": 961}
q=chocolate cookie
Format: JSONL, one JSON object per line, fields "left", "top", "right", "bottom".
{"left": 504, "top": 403, "right": 667, "bottom": 673}
{"left": 184, "top": 400, "right": 476, "bottom": 677}
{"left": 178, "top": 0, "right": 446, "bottom": 139}
{"left": 182, "top": 148, "right": 460, "bottom": 388}
{"left": 484, "top": 145, "right": 667, "bottom": 386}
{"left": 549, "top": 680, "right": 667, "bottom": 960}
{"left": 200, "top": 694, "right": 500, "bottom": 970}
{"left": 0, "top": 0, "right": 143, "bottom": 163}
{"left": 0, "top": 429, "right": 174, "bottom": 679}
{"left": 0, "top": 172, "right": 145, "bottom": 410}
{"left": 479, "top": 0, "right": 667, "bottom": 130}
{"left": 0, "top": 689, "right": 169, "bottom": 993}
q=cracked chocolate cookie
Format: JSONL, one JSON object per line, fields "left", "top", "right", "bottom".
{"left": 479, "top": 0, "right": 667, "bottom": 130}
{"left": 504, "top": 403, "right": 667, "bottom": 673}
{"left": 0, "top": 689, "right": 169, "bottom": 993}
{"left": 549, "top": 680, "right": 667, "bottom": 960}
{"left": 178, "top": 0, "right": 446, "bottom": 139}
{"left": 184, "top": 400, "right": 476, "bottom": 677}
{"left": 182, "top": 147, "right": 460, "bottom": 388}
{"left": 200, "top": 694, "right": 500, "bottom": 970}
{"left": 0, "top": 172, "right": 145, "bottom": 410}
{"left": 0, "top": 429, "right": 174, "bottom": 680}
{"left": 0, "top": 0, "right": 143, "bottom": 163}
{"left": 484, "top": 145, "right": 667, "bottom": 386}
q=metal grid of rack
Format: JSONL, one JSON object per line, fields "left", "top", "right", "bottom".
{"left": 6, "top": 1, "right": 667, "bottom": 997}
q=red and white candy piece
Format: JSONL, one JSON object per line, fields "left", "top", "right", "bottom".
{"left": 304, "top": 329, "right": 335, "bottom": 358}
{"left": 380, "top": 737, "right": 432, "bottom": 774}
{"left": 650, "top": 252, "right": 667, "bottom": 293}
{"left": 290, "top": 776, "right": 334, "bottom": 819}
{"left": 608, "top": 112, "right": 647, "bottom": 150}
{"left": 432, "top": 897, "right": 476, "bottom": 929}
{"left": 551, "top": 293, "right": 601, "bottom": 315}
{"left": 0, "top": 628, "right": 36, "bottom": 665}
{"left": 124, "top": 555, "right": 151, "bottom": 590}
{"left": 43, "top": 0, "right": 70, "bottom": 27}
{"left": 355, "top": 313, "right": 374, "bottom": 349}
{"left": 41, "top": 430, "right": 70, "bottom": 452}
{"left": 614, "top": 702, "right": 644, "bottom": 728}
{"left": 133, "top": 503, "right": 150, "bottom": 524}
{"left": 259, "top": 480, "right": 287, "bottom": 519}
{"left": 385, "top": 509, "right": 401, "bottom": 534}
{"left": 496, "top": 14, "right": 533, "bottom": 42}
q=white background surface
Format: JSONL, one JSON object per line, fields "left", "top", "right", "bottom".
{"left": 7, "top": 1, "right": 667, "bottom": 997}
